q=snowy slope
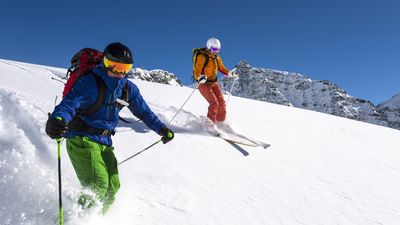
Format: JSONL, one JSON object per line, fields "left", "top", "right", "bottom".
{"left": 1, "top": 59, "right": 400, "bottom": 225}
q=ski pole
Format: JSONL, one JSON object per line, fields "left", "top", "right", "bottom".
{"left": 226, "top": 77, "right": 238, "bottom": 105}
{"left": 55, "top": 118, "right": 63, "bottom": 225}
{"left": 167, "top": 84, "right": 199, "bottom": 125}
{"left": 51, "top": 77, "right": 66, "bottom": 85}
{"left": 118, "top": 139, "right": 162, "bottom": 165}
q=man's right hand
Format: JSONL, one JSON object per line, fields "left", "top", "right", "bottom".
{"left": 197, "top": 74, "right": 207, "bottom": 84}
{"left": 45, "top": 114, "right": 68, "bottom": 139}
{"left": 228, "top": 70, "right": 239, "bottom": 78}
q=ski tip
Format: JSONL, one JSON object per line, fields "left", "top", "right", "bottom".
{"left": 262, "top": 144, "right": 271, "bottom": 149}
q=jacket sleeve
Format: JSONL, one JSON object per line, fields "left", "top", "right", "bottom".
{"left": 52, "top": 76, "right": 96, "bottom": 123}
{"left": 193, "top": 54, "right": 207, "bottom": 81}
{"left": 127, "top": 81, "right": 167, "bottom": 134}
{"left": 217, "top": 55, "right": 229, "bottom": 76}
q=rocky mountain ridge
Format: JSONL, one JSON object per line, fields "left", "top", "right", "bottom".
{"left": 219, "top": 61, "right": 400, "bottom": 130}
{"left": 129, "top": 68, "right": 182, "bottom": 86}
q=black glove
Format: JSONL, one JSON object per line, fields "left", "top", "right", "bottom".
{"left": 160, "top": 127, "right": 174, "bottom": 144}
{"left": 45, "top": 113, "right": 68, "bottom": 139}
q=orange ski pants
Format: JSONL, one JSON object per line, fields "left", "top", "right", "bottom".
{"left": 198, "top": 82, "right": 226, "bottom": 123}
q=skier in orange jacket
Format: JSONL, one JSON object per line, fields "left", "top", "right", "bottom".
{"left": 193, "top": 37, "right": 238, "bottom": 133}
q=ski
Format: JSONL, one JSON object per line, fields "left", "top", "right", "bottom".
{"left": 217, "top": 132, "right": 271, "bottom": 149}
{"left": 202, "top": 117, "right": 271, "bottom": 149}
{"left": 218, "top": 133, "right": 260, "bottom": 147}
{"left": 230, "top": 132, "right": 271, "bottom": 149}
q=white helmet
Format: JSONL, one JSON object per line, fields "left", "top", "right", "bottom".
{"left": 206, "top": 38, "right": 221, "bottom": 50}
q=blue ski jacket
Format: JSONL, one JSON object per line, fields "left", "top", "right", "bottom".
{"left": 52, "top": 67, "right": 167, "bottom": 146}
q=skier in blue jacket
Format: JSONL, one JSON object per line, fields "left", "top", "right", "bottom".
{"left": 45, "top": 42, "right": 174, "bottom": 213}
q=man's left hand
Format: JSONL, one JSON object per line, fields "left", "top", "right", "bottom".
{"left": 160, "top": 127, "right": 174, "bottom": 144}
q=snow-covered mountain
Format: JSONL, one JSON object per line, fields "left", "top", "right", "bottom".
{"left": 379, "top": 93, "right": 400, "bottom": 110}
{"left": 1, "top": 59, "right": 400, "bottom": 225}
{"left": 220, "top": 61, "right": 400, "bottom": 130}
{"left": 377, "top": 93, "right": 400, "bottom": 129}
{"left": 130, "top": 68, "right": 182, "bottom": 86}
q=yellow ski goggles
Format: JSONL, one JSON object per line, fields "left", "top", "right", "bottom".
{"left": 103, "top": 57, "right": 133, "bottom": 75}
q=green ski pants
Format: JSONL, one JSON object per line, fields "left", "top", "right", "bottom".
{"left": 66, "top": 136, "right": 120, "bottom": 213}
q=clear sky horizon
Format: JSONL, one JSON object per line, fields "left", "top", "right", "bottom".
{"left": 1, "top": 0, "right": 399, "bottom": 104}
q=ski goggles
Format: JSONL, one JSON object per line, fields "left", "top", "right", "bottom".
{"left": 210, "top": 47, "right": 220, "bottom": 53}
{"left": 103, "top": 57, "right": 133, "bottom": 75}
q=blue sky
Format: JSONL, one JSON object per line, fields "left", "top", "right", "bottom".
{"left": 1, "top": 0, "right": 399, "bottom": 104}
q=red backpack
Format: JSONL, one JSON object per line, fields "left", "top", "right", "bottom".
{"left": 62, "top": 48, "right": 104, "bottom": 97}
{"left": 62, "top": 48, "right": 129, "bottom": 117}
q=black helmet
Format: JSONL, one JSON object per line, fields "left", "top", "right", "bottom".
{"left": 103, "top": 42, "right": 133, "bottom": 64}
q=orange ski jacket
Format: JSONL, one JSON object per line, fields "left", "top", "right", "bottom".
{"left": 193, "top": 50, "right": 229, "bottom": 83}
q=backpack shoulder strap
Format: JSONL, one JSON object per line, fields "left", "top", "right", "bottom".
{"left": 195, "top": 48, "right": 210, "bottom": 74}
{"left": 114, "top": 81, "right": 130, "bottom": 109}
{"left": 80, "top": 75, "right": 106, "bottom": 115}
{"left": 212, "top": 53, "right": 219, "bottom": 70}
{"left": 202, "top": 54, "right": 209, "bottom": 74}
{"left": 122, "top": 82, "right": 129, "bottom": 102}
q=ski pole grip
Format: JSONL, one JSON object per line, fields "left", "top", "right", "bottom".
{"left": 55, "top": 117, "right": 63, "bottom": 142}
{"left": 167, "top": 131, "right": 173, "bottom": 138}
